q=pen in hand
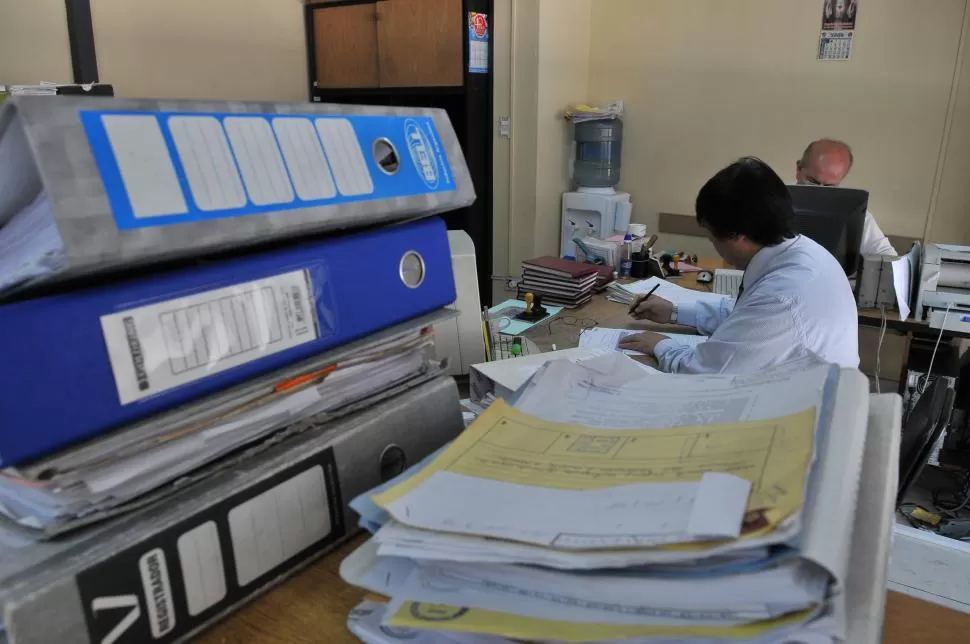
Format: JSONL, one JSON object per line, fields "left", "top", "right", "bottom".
{"left": 629, "top": 283, "right": 660, "bottom": 315}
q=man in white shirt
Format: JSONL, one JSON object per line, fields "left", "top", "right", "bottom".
{"left": 794, "top": 139, "right": 896, "bottom": 256}
{"left": 618, "top": 157, "right": 859, "bottom": 374}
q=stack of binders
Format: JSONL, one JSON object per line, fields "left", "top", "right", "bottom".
{"left": 0, "top": 96, "right": 476, "bottom": 643}
{"left": 518, "top": 256, "right": 601, "bottom": 308}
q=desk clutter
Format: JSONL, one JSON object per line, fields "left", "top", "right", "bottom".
{"left": 340, "top": 351, "right": 897, "bottom": 644}
{"left": 0, "top": 96, "right": 475, "bottom": 642}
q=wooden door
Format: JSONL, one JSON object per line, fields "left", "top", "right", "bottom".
{"left": 313, "top": 3, "right": 380, "bottom": 88}
{"left": 376, "top": 0, "right": 464, "bottom": 87}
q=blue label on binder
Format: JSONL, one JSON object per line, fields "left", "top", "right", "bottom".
{"left": 80, "top": 110, "right": 456, "bottom": 230}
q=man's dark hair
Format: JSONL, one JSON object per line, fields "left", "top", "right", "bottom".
{"left": 695, "top": 157, "right": 796, "bottom": 246}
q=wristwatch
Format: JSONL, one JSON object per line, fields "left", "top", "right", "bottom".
{"left": 669, "top": 302, "right": 679, "bottom": 324}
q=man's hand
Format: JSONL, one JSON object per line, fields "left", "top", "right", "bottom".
{"left": 629, "top": 294, "right": 674, "bottom": 323}
{"left": 618, "top": 331, "right": 668, "bottom": 356}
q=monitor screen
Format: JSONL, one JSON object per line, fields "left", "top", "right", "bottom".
{"left": 788, "top": 185, "right": 869, "bottom": 275}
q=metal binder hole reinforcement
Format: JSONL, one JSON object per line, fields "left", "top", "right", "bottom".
{"left": 373, "top": 138, "right": 401, "bottom": 175}
{"left": 399, "top": 251, "right": 426, "bottom": 289}
{"left": 379, "top": 444, "right": 408, "bottom": 482}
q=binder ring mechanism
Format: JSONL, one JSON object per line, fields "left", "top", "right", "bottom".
{"left": 379, "top": 444, "right": 408, "bottom": 482}
{"left": 399, "top": 251, "right": 426, "bottom": 289}
{"left": 373, "top": 138, "right": 401, "bottom": 175}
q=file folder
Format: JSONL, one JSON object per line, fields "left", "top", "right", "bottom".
{"left": 0, "top": 310, "right": 452, "bottom": 536}
{"left": 0, "top": 216, "right": 455, "bottom": 466}
{"left": 0, "top": 375, "right": 463, "bottom": 644}
{"left": 0, "top": 95, "right": 474, "bottom": 292}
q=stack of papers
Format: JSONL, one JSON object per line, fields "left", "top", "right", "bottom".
{"left": 607, "top": 276, "right": 727, "bottom": 307}
{"left": 340, "top": 353, "right": 873, "bottom": 643}
{"left": 0, "top": 322, "right": 444, "bottom": 535}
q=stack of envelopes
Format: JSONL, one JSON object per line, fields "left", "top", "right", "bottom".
{"left": 340, "top": 353, "right": 876, "bottom": 643}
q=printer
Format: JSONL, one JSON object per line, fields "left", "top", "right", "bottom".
{"left": 916, "top": 243, "right": 970, "bottom": 331}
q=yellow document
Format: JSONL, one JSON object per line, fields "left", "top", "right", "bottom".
{"left": 373, "top": 399, "right": 816, "bottom": 535}
{"left": 385, "top": 600, "right": 813, "bottom": 641}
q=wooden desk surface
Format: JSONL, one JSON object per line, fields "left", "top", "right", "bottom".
{"left": 207, "top": 266, "right": 970, "bottom": 643}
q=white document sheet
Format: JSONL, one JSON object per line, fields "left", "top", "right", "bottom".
{"left": 383, "top": 471, "right": 749, "bottom": 548}
{"left": 578, "top": 327, "right": 640, "bottom": 353}
{"left": 891, "top": 256, "right": 912, "bottom": 320}
{"left": 608, "top": 277, "right": 727, "bottom": 307}
{"left": 576, "top": 351, "right": 661, "bottom": 377}
{"left": 374, "top": 520, "right": 770, "bottom": 571}
{"left": 469, "top": 347, "right": 619, "bottom": 401}
{"left": 391, "top": 558, "right": 827, "bottom": 627}
{"left": 514, "top": 355, "right": 834, "bottom": 429}
{"left": 579, "top": 328, "right": 707, "bottom": 356}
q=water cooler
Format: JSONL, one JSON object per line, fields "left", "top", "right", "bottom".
{"left": 560, "top": 118, "right": 633, "bottom": 259}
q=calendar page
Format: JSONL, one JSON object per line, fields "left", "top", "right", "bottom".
{"left": 818, "top": 0, "right": 858, "bottom": 61}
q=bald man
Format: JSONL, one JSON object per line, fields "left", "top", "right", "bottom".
{"left": 795, "top": 139, "right": 897, "bottom": 256}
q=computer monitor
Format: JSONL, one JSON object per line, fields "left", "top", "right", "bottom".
{"left": 788, "top": 185, "right": 869, "bottom": 275}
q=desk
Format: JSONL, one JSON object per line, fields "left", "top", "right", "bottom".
{"left": 523, "top": 267, "right": 970, "bottom": 390}
{"left": 205, "top": 267, "right": 970, "bottom": 643}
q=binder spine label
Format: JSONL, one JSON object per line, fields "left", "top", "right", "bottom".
{"left": 76, "top": 446, "right": 346, "bottom": 644}
{"left": 100, "top": 269, "right": 321, "bottom": 405}
{"left": 79, "top": 109, "right": 457, "bottom": 230}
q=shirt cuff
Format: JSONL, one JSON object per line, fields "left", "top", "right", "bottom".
{"left": 674, "top": 302, "right": 699, "bottom": 328}
{"left": 652, "top": 338, "right": 677, "bottom": 360}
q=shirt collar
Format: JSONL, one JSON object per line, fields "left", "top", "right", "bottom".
{"left": 742, "top": 235, "right": 800, "bottom": 289}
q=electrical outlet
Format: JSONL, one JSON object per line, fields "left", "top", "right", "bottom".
{"left": 505, "top": 278, "right": 519, "bottom": 291}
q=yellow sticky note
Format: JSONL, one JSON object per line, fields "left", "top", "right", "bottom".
{"left": 386, "top": 601, "right": 815, "bottom": 642}
{"left": 373, "top": 400, "right": 816, "bottom": 536}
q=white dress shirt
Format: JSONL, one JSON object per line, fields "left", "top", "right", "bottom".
{"left": 862, "top": 210, "right": 896, "bottom": 256}
{"left": 653, "top": 235, "right": 859, "bottom": 374}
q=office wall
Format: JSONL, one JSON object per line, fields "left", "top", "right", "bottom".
{"left": 91, "top": 0, "right": 306, "bottom": 101}
{"left": 928, "top": 8, "right": 970, "bottom": 244}
{"left": 533, "top": 0, "right": 592, "bottom": 258}
{"left": 586, "top": 0, "right": 968, "bottom": 245}
{"left": 503, "top": 0, "right": 592, "bottom": 275}
{"left": 0, "top": 0, "right": 72, "bottom": 84}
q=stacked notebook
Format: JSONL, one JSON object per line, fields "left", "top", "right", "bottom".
{"left": 340, "top": 352, "right": 900, "bottom": 644}
{"left": 519, "top": 256, "right": 602, "bottom": 308}
{"left": 0, "top": 96, "right": 474, "bottom": 643}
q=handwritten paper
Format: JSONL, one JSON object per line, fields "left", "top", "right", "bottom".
{"left": 383, "top": 470, "right": 749, "bottom": 548}
{"left": 374, "top": 399, "right": 816, "bottom": 537}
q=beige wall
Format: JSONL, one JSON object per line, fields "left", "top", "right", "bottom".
{"left": 533, "top": 0, "right": 592, "bottom": 258}
{"left": 502, "top": 0, "right": 592, "bottom": 275}
{"left": 586, "top": 0, "right": 967, "bottom": 244}
{"left": 507, "top": 0, "right": 541, "bottom": 276}
{"left": 0, "top": 0, "right": 72, "bottom": 84}
{"left": 91, "top": 0, "right": 306, "bottom": 101}
{"left": 928, "top": 6, "right": 970, "bottom": 244}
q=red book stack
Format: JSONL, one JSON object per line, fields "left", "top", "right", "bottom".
{"left": 519, "top": 256, "right": 604, "bottom": 309}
